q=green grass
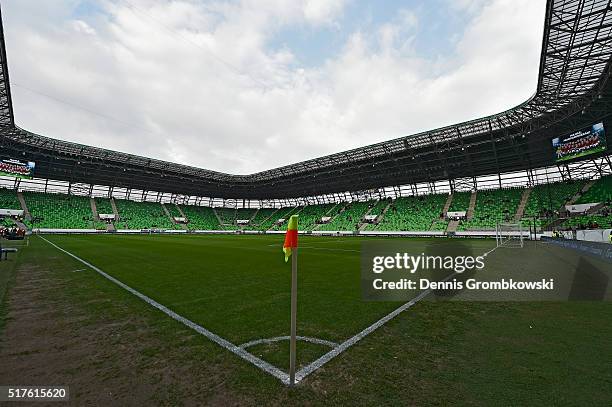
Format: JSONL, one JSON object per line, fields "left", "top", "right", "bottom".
{"left": 4, "top": 234, "right": 612, "bottom": 405}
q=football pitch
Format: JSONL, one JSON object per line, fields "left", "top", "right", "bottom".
{"left": 2, "top": 234, "right": 612, "bottom": 404}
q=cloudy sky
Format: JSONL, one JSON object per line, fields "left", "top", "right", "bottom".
{"left": 3, "top": 0, "right": 546, "bottom": 175}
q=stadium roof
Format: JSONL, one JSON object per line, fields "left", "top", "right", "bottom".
{"left": 1, "top": 0, "right": 612, "bottom": 199}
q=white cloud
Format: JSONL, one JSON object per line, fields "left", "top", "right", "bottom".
{"left": 3, "top": 0, "right": 546, "bottom": 175}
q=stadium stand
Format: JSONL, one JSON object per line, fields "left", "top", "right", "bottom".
{"left": 365, "top": 200, "right": 389, "bottom": 217}
{"left": 369, "top": 194, "right": 447, "bottom": 231}
{"left": 179, "top": 205, "right": 220, "bottom": 230}
{"left": 575, "top": 175, "right": 612, "bottom": 204}
{"left": 115, "top": 199, "right": 178, "bottom": 229}
{"left": 0, "top": 188, "right": 21, "bottom": 209}
{"left": 288, "top": 203, "right": 335, "bottom": 231}
{"left": 522, "top": 180, "right": 587, "bottom": 229}
{"left": 319, "top": 201, "right": 372, "bottom": 231}
{"left": 244, "top": 208, "right": 278, "bottom": 230}
{"left": 448, "top": 191, "right": 472, "bottom": 212}
{"left": 431, "top": 220, "right": 448, "bottom": 231}
{"left": 561, "top": 212, "right": 612, "bottom": 230}
{"left": 258, "top": 206, "right": 298, "bottom": 230}
{"left": 458, "top": 188, "right": 523, "bottom": 230}
{"left": 0, "top": 217, "right": 14, "bottom": 227}
{"left": 23, "top": 191, "right": 94, "bottom": 229}
{"left": 215, "top": 207, "right": 257, "bottom": 226}
{"left": 164, "top": 203, "right": 183, "bottom": 218}
{"left": 5, "top": 176, "right": 608, "bottom": 232}
{"left": 94, "top": 197, "right": 114, "bottom": 215}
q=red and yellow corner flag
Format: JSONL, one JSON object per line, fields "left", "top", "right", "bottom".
{"left": 283, "top": 215, "right": 298, "bottom": 262}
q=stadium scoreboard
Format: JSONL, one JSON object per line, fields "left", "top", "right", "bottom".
{"left": 553, "top": 122, "right": 607, "bottom": 162}
{"left": 0, "top": 159, "right": 36, "bottom": 179}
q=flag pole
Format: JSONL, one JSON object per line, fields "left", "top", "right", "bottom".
{"left": 289, "top": 246, "right": 298, "bottom": 386}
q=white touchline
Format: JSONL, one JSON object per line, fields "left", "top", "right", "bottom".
{"left": 40, "top": 234, "right": 499, "bottom": 386}
{"left": 39, "top": 236, "right": 291, "bottom": 385}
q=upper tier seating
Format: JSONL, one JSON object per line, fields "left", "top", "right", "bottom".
{"left": 115, "top": 199, "right": 178, "bottom": 230}
{"left": 24, "top": 191, "right": 93, "bottom": 229}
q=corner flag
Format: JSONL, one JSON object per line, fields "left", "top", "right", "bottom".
{"left": 282, "top": 214, "right": 299, "bottom": 385}
{"left": 283, "top": 215, "right": 298, "bottom": 262}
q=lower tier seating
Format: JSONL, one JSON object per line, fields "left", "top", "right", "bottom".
{"left": 458, "top": 188, "right": 523, "bottom": 230}
{"left": 319, "top": 201, "right": 372, "bottom": 231}
{"left": 24, "top": 191, "right": 94, "bottom": 229}
{"left": 179, "top": 205, "right": 220, "bottom": 230}
{"left": 576, "top": 175, "right": 612, "bottom": 205}
{"left": 0, "top": 188, "right": 21, "bottom": 210}
{"left": 373, "top": 194, "right": 447, "bottom": 231}
{"left": 115, "top": 199, "right": 178, "bottom": 230}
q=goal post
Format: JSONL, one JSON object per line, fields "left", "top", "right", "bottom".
{"left": 495, "top": 222, "right": 524, "bottom": 248}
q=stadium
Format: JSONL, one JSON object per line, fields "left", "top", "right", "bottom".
{"left": 0, "top": 0, "right": 611, "bottom": 405}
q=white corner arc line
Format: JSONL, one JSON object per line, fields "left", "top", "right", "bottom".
{"left": 240, "top": 336, "right": 338, "bottom": 349}
{"left": 39, "top": 236, "right": 291, "bottom": 385}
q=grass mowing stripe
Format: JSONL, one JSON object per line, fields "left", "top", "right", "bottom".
{"left": 38, "top": 235, "right": 292, "bottom": 385}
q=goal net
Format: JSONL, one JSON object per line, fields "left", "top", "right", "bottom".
{"left": 495, "top": 222, "right": 524, "bottom": 248}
